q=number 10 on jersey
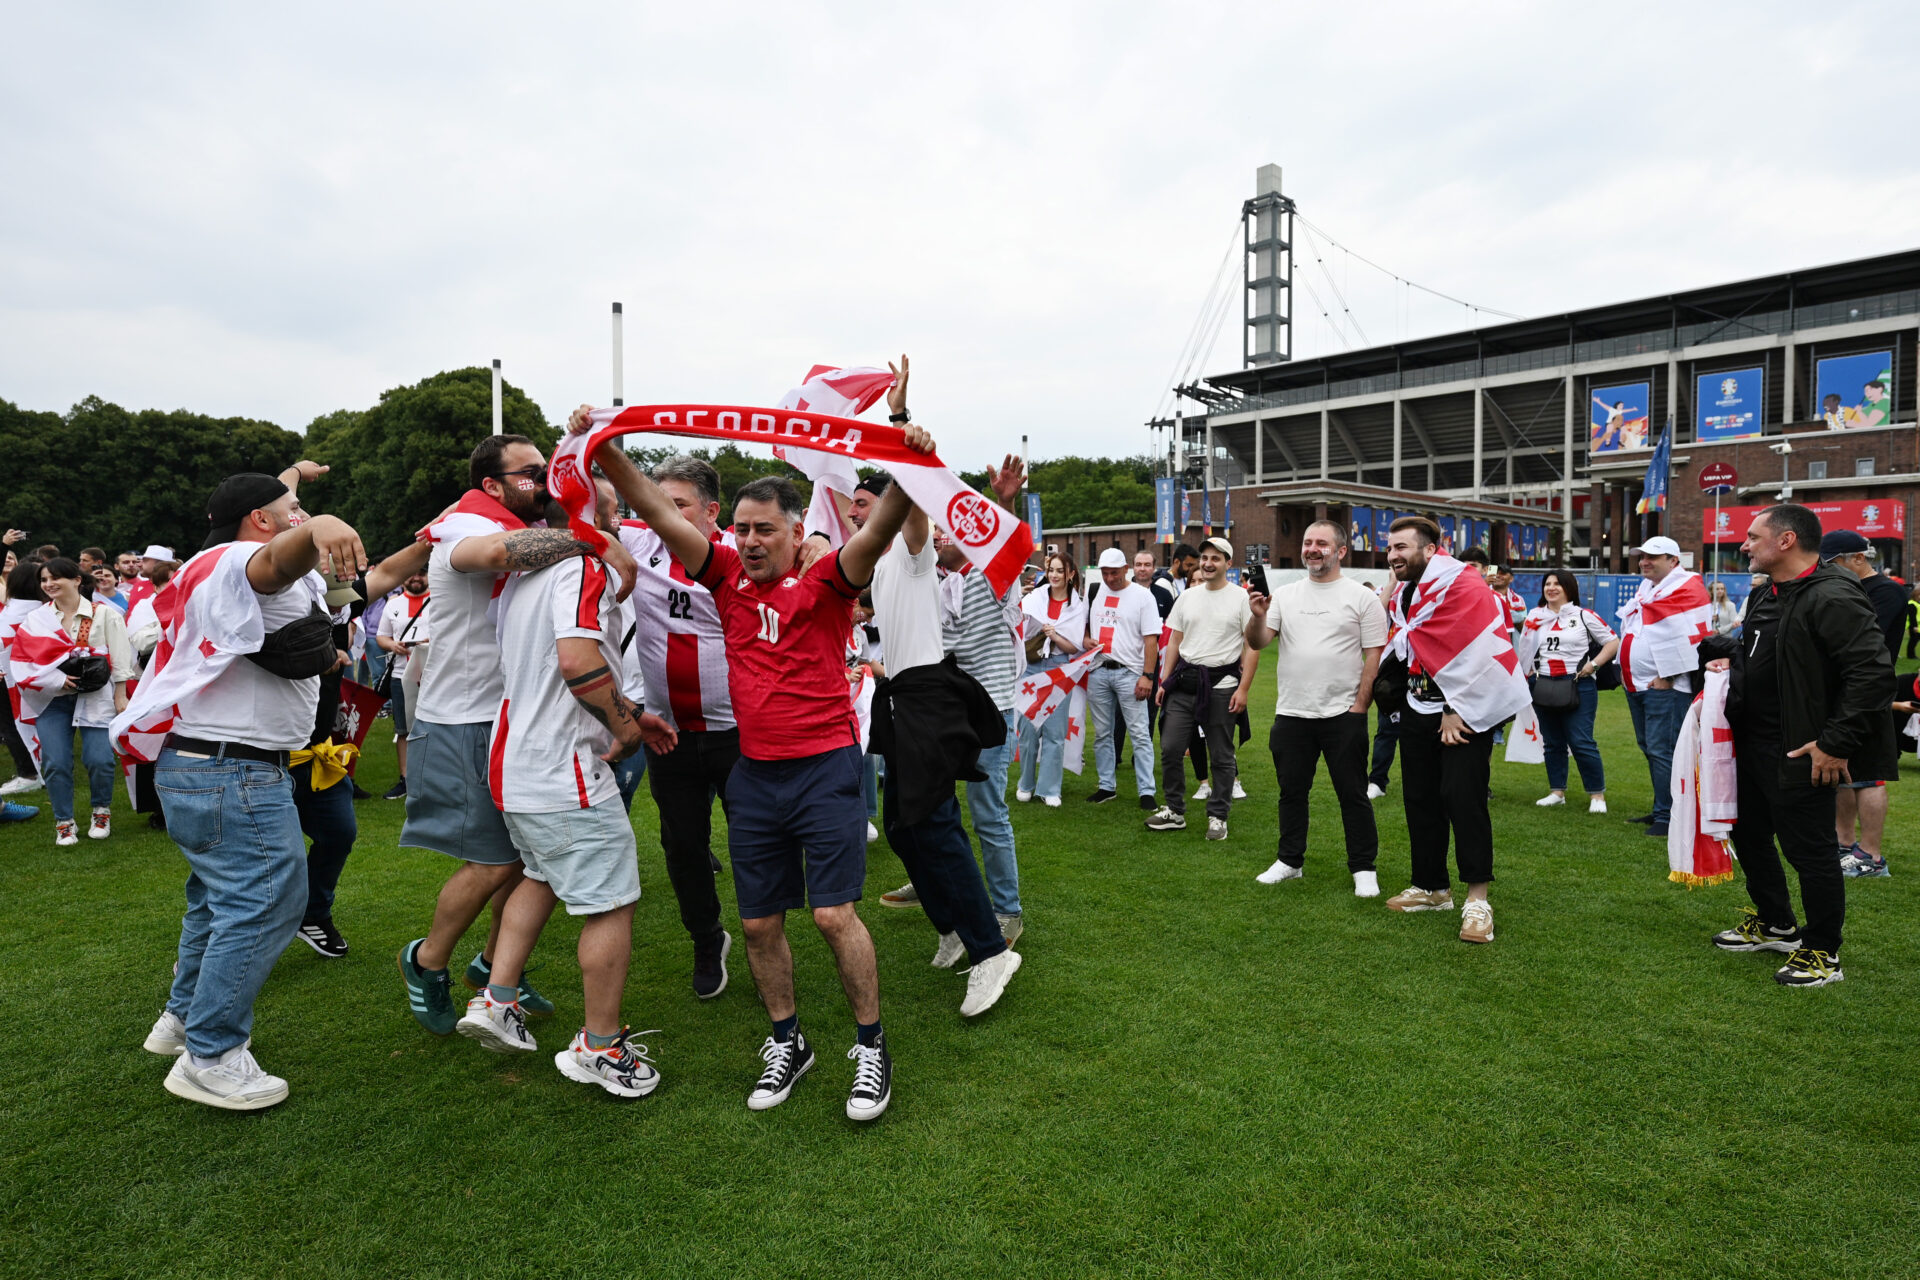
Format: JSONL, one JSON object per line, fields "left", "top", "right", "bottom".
{"left": 756, "top": 603, "right": 781, "bottom": 644}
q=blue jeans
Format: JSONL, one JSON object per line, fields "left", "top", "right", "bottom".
{"left": 613, "top": 750, "right": 648, "bottom": 812}
{"left": 881, "top": 766, "right": 1006, "bottom": 964}
{"left": 292, "top": 760, "right": 357, "bottom": 926}
{"left": 157, "top": 750, "right": 307, "bottom": 1059}
{"left": 966, "top": 708, "right": 1021, "bottom": 917}
{"left": 1016, "top": 655, "right": 1070, "bottom": 800}
{"left": 863, "top": 753, "right": 881, "bottom": 820}
{"left": 36, "top": 694, "right": 114, "bottom": 822}
{"left": 1088, "top": 664, "right": 1154, "bottom": 797}
{"left": 1627, "top": 687, "right": 1692, "bottom": 824}
{"left": 1537, "top": 679, "right": 1606, "bottom": 794}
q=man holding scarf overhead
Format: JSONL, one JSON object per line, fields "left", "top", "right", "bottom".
{"left": 1379, "top": 516, "right": 1531, "bottom": 944}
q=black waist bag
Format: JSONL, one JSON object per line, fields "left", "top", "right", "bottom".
{"left": 59, "top": 653, "right": 111, "bottom": 693}
{"left": 1372, "top": 651, "right": 1408, "bottom": 715}
{"left": 245, "top": 604, "right": 338, "bottom": 680}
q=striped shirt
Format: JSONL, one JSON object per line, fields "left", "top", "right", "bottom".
{"left": 942, "top": 569, "right": 1021, "bottom": 713}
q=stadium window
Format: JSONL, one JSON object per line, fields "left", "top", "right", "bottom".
{"left": 1807, "top": 461, "right": 1828, "bottom": 480}
{"left": 1856, "top": 458, "right": 1876, "bottom": 477}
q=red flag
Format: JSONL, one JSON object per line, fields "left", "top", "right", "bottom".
{"left": 332, "top": 679, "right": 388, "bottom": 774}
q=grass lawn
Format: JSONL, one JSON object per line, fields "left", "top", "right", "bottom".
{"left": 2, "top": 656, "right": 1917, "bottom": 1279}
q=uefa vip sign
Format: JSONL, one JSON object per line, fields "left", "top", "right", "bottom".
{"left": 1696, "top": 368, "right": 1764, "bottom": 441}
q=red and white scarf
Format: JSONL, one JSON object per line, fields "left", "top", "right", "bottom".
{"left": 1386, "top": 554, "right": 1531, "bottom": 733}
{"left": 1616, "top": 569, "right": 1710, "bottom": 694}
{"left": 108, "top": 543, "right": 309, "bottom": 761}
{"left": 1668, "top": 669, "right": 1737, "bottom": 887}
{"left": 550, "top": 388, "right": 1034, "bottom": 599}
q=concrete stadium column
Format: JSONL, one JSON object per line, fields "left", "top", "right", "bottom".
{"left": 1392, "top": 398, "right": 1404, "bottom": 490}
{"left": 1589, "top": 479, "right": 1605, "bottom": 568}
{"left": 1666, "top": 357, "right": 1678, "bottom": 430}
{"left": 1319, "top": 409, "right": 1330, "bottom": 481}
{"left": 1562, "top": 374, "right": 1576, "bottom": 562}
{"left": 1472, "top": 387, "right": 1484, "bottom": 500}
{"left": 1254, "top": 420, "right": 1264, "bottom": 483}
{"left": 1609, "top": 483, "right": 1626, "bottom": 573}
{"left": 1205, "top": 418, "right": 1215, "bottom": 491}
{"left": 1782, "top": 340, "right": 1796, "bottom": 424}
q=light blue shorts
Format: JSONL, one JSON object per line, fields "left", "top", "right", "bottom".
{"left": 502, "top": 800, "right": 640, "bottom": 916}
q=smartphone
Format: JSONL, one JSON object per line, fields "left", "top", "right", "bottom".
{"left": 1249, "top": 563, "right": 1270, "bottom": 596}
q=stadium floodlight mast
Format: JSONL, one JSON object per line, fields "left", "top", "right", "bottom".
{"left": 491, "top": 359, "right": 503, "bottom": 436}
{"left": 611, "top": 302, "right": 625, "bottom": 407}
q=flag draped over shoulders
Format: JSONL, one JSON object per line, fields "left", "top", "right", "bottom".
{"left": 1668, "top": 668, "right": 1737, "bottom": 887}
{"left": 1386, "top": 554, "right": 1530, "bottom": 733}
{"left": 1617, "top": 569, "right": 1710, "bottom": 694}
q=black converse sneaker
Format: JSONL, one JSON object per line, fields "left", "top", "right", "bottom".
{"left": 1710, "top": 907, "right": 1800, "bottom": 953}
{"left": 296, "top": 920, "right": 349, "bottom": 959}
{"left": 846, "top": 1032, "right": 892, "bottom": 1122}
{"left": 747, "top": 1032, "right": 814, "bottom": 1111}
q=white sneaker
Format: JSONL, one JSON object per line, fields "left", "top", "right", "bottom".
{"left": 1193, "top": 782, "right": 1212, "bottom": 800}
{"left": 1015, "top": 789, "right": 1033, "bottom": 802}
{"left": 455, "top": 990, "right": 537, "bottom": 1053}
{"left": 163, "top": 1046, "right": 289, "bottom": 1111}
{"left": 1231, "top": 779, "right": 1247, "bottom": 800}
{"left": 866, "top": 821, "right": 878, "bottom": 842}
{"left": 1255, "top": 859, "right": 1303, "bottom": 885}
{"left": 89, "top": 808, "right": 112, "bottom": 839}
{"left": 1535, "top": 793, "right": 1566, "bottom": 808}
{"left": 931, "top": 932, "right": 966, "bottom": 969}
{"left": 1043, "top": 795, "right": 1061, "bottom": 808}
{"left": 0, "top": 775, "right": 42, "bottom": 795}
{"left": 554, "top": 1027, "right": 660, "bottom": 1098}
{"left": 1206, "top": 817, "right": 1229, "bottom": 841}
{"left": 1365, "top": 783, "right": 1385, "bottom": 801}
{"left": 143, "top": 1010, "right": 187, "bottom": 1056}
{"left": 54, "top": 820, "right": 78, "bottom": 847}
{"left": 1589, "top": 797, "right": 1608, "bottom": 814}
{"left": 960, "top": 949, "right": 1023, "bottom": 1017}
{"left": 1353, "top": 870, "right": 1381, "bottom": 898}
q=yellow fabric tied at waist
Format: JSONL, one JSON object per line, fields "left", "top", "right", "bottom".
{"left": 289, "top": 741, "right": 360, "bottom": 792}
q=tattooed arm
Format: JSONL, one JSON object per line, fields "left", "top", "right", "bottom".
{"left": 557, "top": 638, "right": 677, "bottom": 761}
{"left": 452, "top": 527, "right": 595, "bottom": 575}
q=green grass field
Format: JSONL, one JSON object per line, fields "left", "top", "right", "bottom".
{"left": 2, "top": 657, "right": 1917, "bottom": 1279}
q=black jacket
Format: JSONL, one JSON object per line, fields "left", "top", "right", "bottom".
{"left": 1700, "top": 563, "right": 1897, "bottom": 787}
{"left": 1859, "top": 572, "right": 1908, "bottom": 661}
{"left": 869, "top": 653, "right": 1008, "bottom": 829}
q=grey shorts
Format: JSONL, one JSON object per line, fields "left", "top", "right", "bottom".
{"left": 502, "top": 801, "right": 640, "bottom": 915}
{"left": 399, "top": 719, "right": 522, "bottom": 866}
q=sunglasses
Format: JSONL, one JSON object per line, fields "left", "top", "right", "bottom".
{"left": 493, "top": 465, "right": 549, "bottom": 486}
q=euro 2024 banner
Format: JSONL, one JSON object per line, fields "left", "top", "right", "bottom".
{"left": 1591, "top": 381, "right": 1651, "bottom": 452}
{"left": 1817, "top": 352, "right": 1895, "bottom": 430}
{"left": 1697, "top": 367, "right": 1763, "bottom": 441}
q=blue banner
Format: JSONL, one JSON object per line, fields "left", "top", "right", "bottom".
{"left": 1180, "top": 488, "right": 1190, "bottom": 532}
{"left": 1026, "top": 494, "right": 1043, "bottom": 550}
{"left": 1438, "top": 515, "right": 1455, "bottom": 554}
{"left": 1373, "top": 508, "right": 1392, "bottom": 547}
{"left": 1154, "top": 478, "right": 1179, "bottom": 545}
{"left": 1697, "top": 367, "right": 1763, "bottom": 441}
{"left": 1351, "top": 507, "right": 1373, "bottom": 552}
{"left": 1637, "top": 421, "right": 1672, "bottom": 514}
{"left": 1591, "top": 381, "right": 1652, "bottom": 452}
{"left": 1817, "top": 351, "right": 1895, "bottom": 429}
{"left": 1201, "top": 486, "right": 1213, "bottom": 537}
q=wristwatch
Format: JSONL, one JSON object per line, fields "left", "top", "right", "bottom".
{"left": 889, "top": 410, "right": 911, "bottom": 423}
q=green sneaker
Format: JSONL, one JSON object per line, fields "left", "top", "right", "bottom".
{"left": 464, "top": 952, "right": 555, "bottom": 1018}
{"left": 397, "top": 939, "right": 458, "bottom": 1036}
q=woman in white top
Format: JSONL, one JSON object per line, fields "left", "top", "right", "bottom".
{"left": 23, "top": 557, "right": 136, "bottom": 842}
{"left": 1016, "top": 550, "right": 1089, "bottom": 806}
{"left": 1707, "top": 580, "right": 1739, "bottom": 637}
{"left": 1514, "top": 568, "right": 1619, "bottom": 814}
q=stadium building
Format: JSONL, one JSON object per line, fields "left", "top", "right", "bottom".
{"left": 1047, "top": 167, "right": 1920, "bottom": 582}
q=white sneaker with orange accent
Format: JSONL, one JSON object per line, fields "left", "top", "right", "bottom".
{"left": 89, "top": 808, "right": 112, "bottom": 839}
{"left": 54, "top": 820, "right": 78, "bottom": 847}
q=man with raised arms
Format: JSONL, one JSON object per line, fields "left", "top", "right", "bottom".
{"left": 395, "top": 433, "right": 635, "bottom": 1037}
{"left": 578, "top": 405, "right": 935, "bottom": 1122}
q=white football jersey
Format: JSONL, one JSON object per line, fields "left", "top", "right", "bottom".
{"left": 619, "top": 521, "right": 735, "bottom": 733}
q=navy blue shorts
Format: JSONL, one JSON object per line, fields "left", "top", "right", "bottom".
{"left": 727, "top": 744, "right": 867, "bottom": 918}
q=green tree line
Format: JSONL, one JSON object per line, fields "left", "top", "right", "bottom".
{"left": 2, "top": 368, "right": 1154, "bottom": 559}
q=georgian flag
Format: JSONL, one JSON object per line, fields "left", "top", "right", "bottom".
{"left": 770, "top": 365, "right": 894, "bottom": 548}
{"left": 1616, "top": 569, "right": 1711, "bottom": 695}
{"left": 9, "top": 605, "right": 116, "bottom": 760}
{"left": 1387, "top": 554, "right": 1531, "bottom": 734}
{"left": 1669, "top": 668, "right": 1737, "bottom": 887}
{"left": 1017, "top": 645, "right": 1100, "bottom": 775}
{"left": 1504, "top": 702, "right": 1545, "bottom": 764}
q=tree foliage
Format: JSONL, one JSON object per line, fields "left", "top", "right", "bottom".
{"left": 621, "top": 444, "right": 815, "bottom": 524}
{"left": 304, "top": 367, "right": 557, "bottom": 555}
{"left": 0, "top": 395, "right": 304, "bottom": 556}
{"left": 959, "top": 455, "right": 1156, "bottom": 530}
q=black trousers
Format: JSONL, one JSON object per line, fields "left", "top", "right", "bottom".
{"left": 1399, "top": 709, "right": 1495, "bottom": 889}
{"left": 1270, "top": 713, "right": 1377, "bottom": 871}
{"left": 0, "top": 690, "right": 35, "bottom": 780}
{"left": 645, "top": 728, "right": 738, "bottom": 946}
{"left": 1731, "top": 738, "right": 1844, "bottom": 954}
{"left": 1368, "top": 708, "right": 1400, "bottom": 789}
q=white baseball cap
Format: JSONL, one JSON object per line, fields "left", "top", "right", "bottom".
{"left": 1635, "top": 536, "right": 1682, "bottom": 557}
{"left": 141, "top": 544, "right": 176, "bottom": 561}
{"left": 1097, "top": 548, "right": 1128, "bottom": 569}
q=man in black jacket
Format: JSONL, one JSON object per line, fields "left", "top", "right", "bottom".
{"left": 1702, "top": 505, "right": 1896, "bottom": 987}
{"left": 1818, "top": 529, "right": 1903, "bottom": 878}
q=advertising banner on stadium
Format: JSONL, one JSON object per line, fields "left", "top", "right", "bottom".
{"left": 1027, "top": 495, "right": 1043, "bottom": 550}
{"left": 1703, "top": 498, "right": 1906, "bottom": 543}
{"left": 1817, "top": 352, "right": 1895, "bottom": 429}
{"left": 1351, "top": 507, "right": 1373, "bottom": 552}
{"left": 1696, "top": 367, "right": 1764, "bottom": 441}
{"left": 1154, "top": 478, "right": 1178, "bottom": 545}
{"left": 1590, "top": 381, "right": 1652, "bottom": 453}
{"left": 1373, "top": 508, "right": 1392, "bottom": 547}
{"left": 1438, "top": 515, "right": 1455, "bottom": 554}
{"left": 1518, "top": 526, "right": 1536, "bottom": 561}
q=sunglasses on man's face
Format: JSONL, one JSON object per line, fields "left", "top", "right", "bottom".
{"left": 494, "top": 465, "right": 548, "bottom": 486}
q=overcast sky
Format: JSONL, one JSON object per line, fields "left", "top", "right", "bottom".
{"left": 4, "top": 2, "right": 1915, "bottom": 465}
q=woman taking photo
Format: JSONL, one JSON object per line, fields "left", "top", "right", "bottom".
{"left": 1016, "top": 550, "right": 1088, "bottom": 807}
{"left": 9, "top": 557, "right": 135, "bottom": 844}
{"left": 1515, "top": 569, "right": 1618, "bottom": 814}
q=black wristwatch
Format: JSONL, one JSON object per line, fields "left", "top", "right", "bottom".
{"left": 889, "top": 410, "right": 911, "bottom": 423}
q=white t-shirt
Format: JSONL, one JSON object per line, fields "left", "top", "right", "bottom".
{"left": 1166, "top": 581, "right": 1253, "bottom": 673}
{"left": 1085, "top": 580, "right": 1161, "bottom": 672}
{"left": 415, "top": 522, "right": 511, "bottom": 726}
{"left": 172, "top": 544, "right": 327, "bottom": 752}
{"left": 492, "top": 555, "right": 622, "bottom": 814}
{"left": 871, "top": 538, "right": 944, "bottom": 676}
{"left": 618, "top": 522, "right": 729, "bottom": 731}
{"left": 377, "top": 591, "right": 431, "bottom": 672}
{"left": 1264, "top": 575, "right": 1388, "bottom": 718}
{"left": 1522, "top": 605, "right": 1615, "bottom": 678}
